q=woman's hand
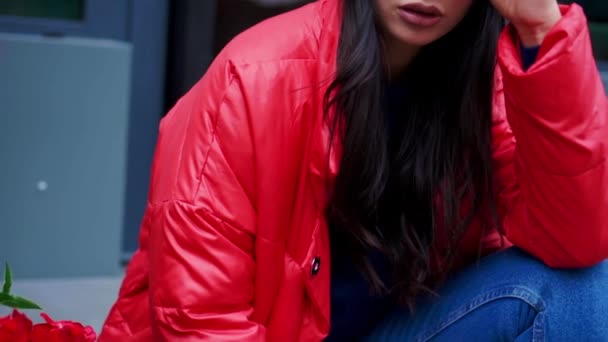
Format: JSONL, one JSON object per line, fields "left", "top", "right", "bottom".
{"left": 490, "top": 0, "right": 562, "bottom": 47}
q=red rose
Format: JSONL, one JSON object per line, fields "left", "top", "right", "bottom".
{"left": 31, "top": 313, "right": 96, "bottom": 342}
{"left": 0, "top": 310, "right": 33, "bottom": 342}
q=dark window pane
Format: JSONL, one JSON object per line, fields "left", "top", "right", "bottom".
{"left": 561, "top": 0, "right": 608, "bottom": 21}
{"left": 0, "top": 0, "right": 84, "bottom": 21}
{"left": 590, "top": 22, "right": 608, "bottom": 60}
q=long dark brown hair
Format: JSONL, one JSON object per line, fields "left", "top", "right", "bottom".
{"left": 325, "top": 0, "right": 505, "bottom": 308}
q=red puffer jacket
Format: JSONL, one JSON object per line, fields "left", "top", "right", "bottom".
{"left": 100, "top": 1, "right": 608, "bottom": 341}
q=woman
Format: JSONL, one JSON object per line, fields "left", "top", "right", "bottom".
{"left": 101, "top": 0, "right": 608, "bottom": 340}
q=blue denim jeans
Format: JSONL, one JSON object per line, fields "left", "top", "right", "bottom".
{"left": 365, "top": 248, "right": 608, "bottom": 341}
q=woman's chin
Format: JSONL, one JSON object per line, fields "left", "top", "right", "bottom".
{"left": 391, "top": 29, "right": 444, "bottom": 47}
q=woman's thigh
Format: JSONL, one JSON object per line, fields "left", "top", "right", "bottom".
{"left": 365, "top": 248, "right": 608, "bottom": 342}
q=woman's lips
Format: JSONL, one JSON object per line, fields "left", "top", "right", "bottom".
{"left": 398, "top": 3, "right": 443, "bottom": 27}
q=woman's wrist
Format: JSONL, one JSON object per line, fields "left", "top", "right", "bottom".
{"left": 513, "top": 4, "right": 562, "bottom": 47}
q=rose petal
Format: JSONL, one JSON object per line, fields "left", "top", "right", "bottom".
{"left": 33, "top": 315, "right": 97, "bottom": 342}
{"left": 31, "top": 323, "right": 52, "bottom": 342}
{"left": 40, "top": 312, "right": 55, "bottom": 325}
{"left": 11, "top": 310, "right": 32, "bottom": 331}
{"left": 0, "top": 311, "right": 32, "bottom": 342}
{"left": 82, "top": 325, "right": 97, "bottom": 342}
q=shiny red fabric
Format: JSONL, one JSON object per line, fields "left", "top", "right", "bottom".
{"left": 100, "top": 2, "right": 608, "bottom": 341}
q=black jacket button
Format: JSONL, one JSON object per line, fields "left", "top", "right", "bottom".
{"left": 311, "top": 257, "right": 321, "bottom": 277}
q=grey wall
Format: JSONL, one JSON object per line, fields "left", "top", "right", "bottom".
{"left": 0, "top": 0, "right": 170, "bottom": 273}
{"left": 0, "top": 33, "right": 131, "bottom": 278}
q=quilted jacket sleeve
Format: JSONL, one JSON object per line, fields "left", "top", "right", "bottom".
{"left": 146, "top": 60, "right": 265, "bottom": 340}
{"left": 493, "top": 4, "right": 608, "bottom": 268}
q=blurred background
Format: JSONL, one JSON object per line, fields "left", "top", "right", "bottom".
{"left": 0, "top": 0, "right": 606, "bottom": 333}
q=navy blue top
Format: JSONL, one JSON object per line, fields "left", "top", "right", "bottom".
{"left": 521, "top": 45, "right": 541, "bottom": 71}
{"left": 325, "top": 46, "right": 540, "bottom": 341}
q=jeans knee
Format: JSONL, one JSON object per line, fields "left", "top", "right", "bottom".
{"left": 419, "top": 287, "right": 545, "bottom": 341}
